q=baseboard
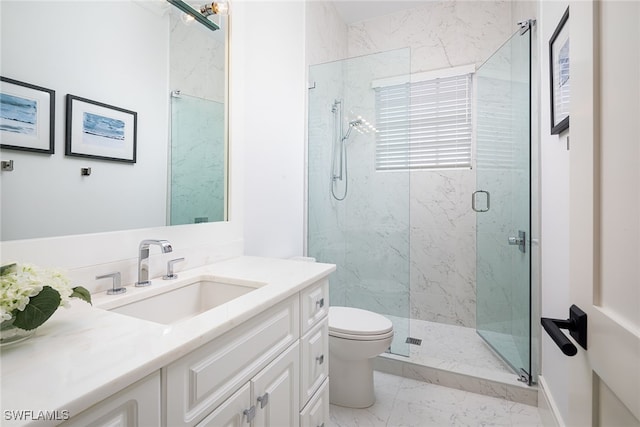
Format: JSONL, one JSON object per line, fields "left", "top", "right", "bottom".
{"left": 538, "top": 375, "right": 566, "bottom": 427}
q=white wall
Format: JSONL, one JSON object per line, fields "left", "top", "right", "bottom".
{"left": 539, "top": 0, "right": 571, "bottom": 424}
{"left": 237, "top": 1, "right": 307, "bottom": 258}
{"left": 305, "top": 0, "right": 348, "bottom": 67}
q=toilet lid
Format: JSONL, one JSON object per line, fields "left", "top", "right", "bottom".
{"left": 329, "top": 306, "right": 393, "bottom": 337}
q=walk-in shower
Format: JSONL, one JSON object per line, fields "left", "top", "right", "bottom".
{"left": 307, "top": 24, "right": 534, "bottom": 386}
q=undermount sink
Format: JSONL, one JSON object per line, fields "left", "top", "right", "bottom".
{"left": 110, "top": 279, "right": 260, "bottom": 325}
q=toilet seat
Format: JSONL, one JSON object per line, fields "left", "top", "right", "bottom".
{"left": 329, "top": 306, "right": 393, "bottom": 341}
{"left": 329, "top": 329, "right": 394, "bottom": 341}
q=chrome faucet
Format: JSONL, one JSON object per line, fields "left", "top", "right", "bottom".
{"left": 135, "top": 239, "right": 173, "bottom": 287}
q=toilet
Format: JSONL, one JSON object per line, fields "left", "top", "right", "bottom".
{"left": 328, "top": 306, "right": 394, "bottom": 408}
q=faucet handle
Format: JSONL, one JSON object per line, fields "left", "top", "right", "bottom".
{"left": 163, "top": 258, "right": 185, "bottom": 280}
{"left": 96, "top": 272, "right": 126, "bottom": 295}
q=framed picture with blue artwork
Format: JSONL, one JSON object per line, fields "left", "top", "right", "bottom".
{"left": 549, "top": 6, "right": 570, "bottom": 135}
{"left": 0, "top": 77, "right": 55, "bottom": 154}
{"left": 65, "top": 95, "right": 137, "bottom": 163}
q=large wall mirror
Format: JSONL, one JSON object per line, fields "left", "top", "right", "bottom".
{"left": 0, "top": 0, "right": 228, "bottom": 241}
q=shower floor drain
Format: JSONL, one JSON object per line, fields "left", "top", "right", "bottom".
{"left": 405, "top": 337, "right": 422, "bottom": 346}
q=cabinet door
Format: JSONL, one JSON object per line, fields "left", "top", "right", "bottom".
{"left": 196, "top": 383, "right": 251, "bottom": 427}
{"left": 61, "top": 372, "right": 160, "bottom": 427}
{"left": 252, "top": 342, "right": 300, "bottom": 427}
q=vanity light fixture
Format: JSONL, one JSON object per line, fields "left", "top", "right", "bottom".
{"left": 199, "top": 1, "right": 229, "bottom": 17}
{"left": 167, "top": 0, "right": 228, "bottom": 32}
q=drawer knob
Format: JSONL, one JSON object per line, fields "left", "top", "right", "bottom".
{"left": 316, "top": 354, "right": 325, "bottom": 365}
{"left": 257, "top": 392, "right": 269, "bottom": 408}
{"left": 316, "top": 298, "right": 325, "bottom": 308}
{"left": 243, "top": 406, "right": 256, "bottom": 423}
{"left": 317, "top": 423, "right": 325, "bottom": 427}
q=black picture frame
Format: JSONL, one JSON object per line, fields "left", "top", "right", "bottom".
{"left": 65, "top": 95, "right": 137, "bottom": 163}
{"left": 0, "top": 76, "right": 55, "bottom": 154}
{"left": 549, "top": 7, "right": 570, "bottom": 135}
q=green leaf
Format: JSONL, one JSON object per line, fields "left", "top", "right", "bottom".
{"left": 0, "top": 263, "right": 17, "bottom": 276}
{"left": 71, "top": 286, "right": 92, "bottom": 305}
{"left": 13, "top": 286, "right": 61, "bottom": 330}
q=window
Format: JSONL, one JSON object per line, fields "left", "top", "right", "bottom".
{"left": 374, "top": 68, "right": 473, "bottom": 171}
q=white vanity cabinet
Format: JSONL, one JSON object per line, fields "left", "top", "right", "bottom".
{"left": 162, "top": 277, "right": 330, "bottom": 427}
{"left": 61, "top": 372, "right": 160, "bottom": 427}
{"left": 164, "top": 296, "right": 299, "bottom": 427}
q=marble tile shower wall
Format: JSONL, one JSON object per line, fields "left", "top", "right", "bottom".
{"left": 340, "top": 50, "right": 411, "bottom": 318}
{"left": 345, "top": 1, "right": 514, "bottom": 327}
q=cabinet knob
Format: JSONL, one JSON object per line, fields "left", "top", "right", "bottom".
{"left": 316, "top": 354, "right": 325, "bottom": 365}
{"left": 316, "top": 298, "right": 325, "bottom": 308}
{"left": 257, "top": 392, "right": 269, "bottom": 408}
{"left": 317, "top": 423, "right": 325, "bottom": 427}
{"left": 243, "top": 406, "right": 256, "bottom": 423}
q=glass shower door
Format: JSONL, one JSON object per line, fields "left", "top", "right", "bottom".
{"left": 475, "top": 29, "right": 532, "bottom": 382}
{"left": 307, "top": 49, "right": 411, "bottom": 357}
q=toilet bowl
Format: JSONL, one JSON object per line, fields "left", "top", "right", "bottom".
{"left": 328, "top": 306, "right": 394, "bottom": 408}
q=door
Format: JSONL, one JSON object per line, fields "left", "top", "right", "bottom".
{"left": 475, "top": 28, "right": 532, "bottom": 381}
{"left": 569, "top": 1, "right": 640, "bottom": 425}
{"left": 252, "top": 342, "right": 300, "bottom": 427}
{"left": 196, "top": 383, "right": 251, "bottom": 427}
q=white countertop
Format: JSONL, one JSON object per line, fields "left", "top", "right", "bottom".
{"left": 0, "top": 256, "right": 335, "bottom": 426}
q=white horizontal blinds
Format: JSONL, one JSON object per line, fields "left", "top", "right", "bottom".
{"left": 375, "top": 83, "right": 411, "bottom": 170}
{"left": 375, "top": 73, "right": 472, "bottom": 171}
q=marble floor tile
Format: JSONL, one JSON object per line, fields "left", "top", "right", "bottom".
{"left": 330, "top": 372, "right": 542, "bottom": 427}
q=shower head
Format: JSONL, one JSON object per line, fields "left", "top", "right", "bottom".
{"left": 342, "top": 119, "right": 364, "bottom": 141}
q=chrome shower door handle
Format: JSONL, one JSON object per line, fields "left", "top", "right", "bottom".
{"left": 472, "top": 190, "right": 490, "bottom": 212}
{"left": 508, "top": 230, "right": 526, "bottom": 253}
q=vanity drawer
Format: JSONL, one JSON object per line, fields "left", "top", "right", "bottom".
{"left": 300, "top": 378, "right": 329, "bottom": 427}
{"left": 164, "top": 296, "right": 299, "bottom": 427}
{"left": 300, "top": 317, "right": 328, "bottom": 408}
{"left": 300, "top": 278, "right": 328, "bottom": 334}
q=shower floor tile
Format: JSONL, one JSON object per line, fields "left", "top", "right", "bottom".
{"left": 377, "top": 317, "right": 537, "bottom": 406}
{"left": 386, "top": 316, "right": 513, "bottom": 373}
{"left": 329, "top": 371, "right": 542, "bottom": 427}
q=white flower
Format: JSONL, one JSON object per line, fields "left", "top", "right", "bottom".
{"left": 0, "top": 264, "right": 73, "bottom": 317}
